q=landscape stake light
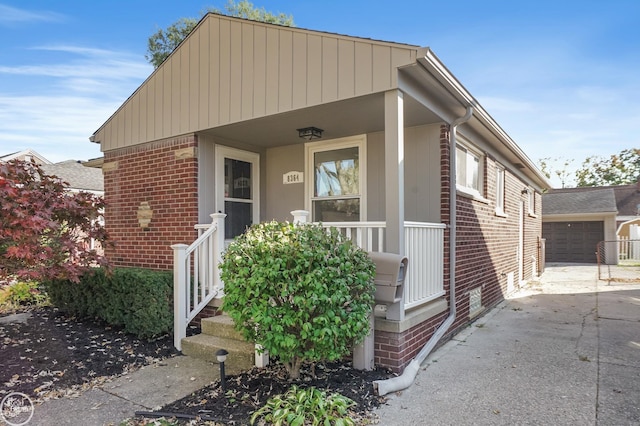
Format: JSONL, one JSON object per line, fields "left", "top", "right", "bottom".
{"left": 216, "top": 348, "right": 229, "bottom": 391}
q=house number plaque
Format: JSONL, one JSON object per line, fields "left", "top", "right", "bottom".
{"left": 283, "top": 171, "right": 304, "bottom": 185}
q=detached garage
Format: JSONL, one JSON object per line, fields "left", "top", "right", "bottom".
{"left": 542, "top": 188, "right": 617, "bottom": 264}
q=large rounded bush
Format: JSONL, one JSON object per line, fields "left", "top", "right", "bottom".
{"left": 220, "top": 221, "right": 375, "bottom": 379}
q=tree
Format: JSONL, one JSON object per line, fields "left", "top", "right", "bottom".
{"left": 220, "top": 221, "right": 375, "bottom": 380}
{"left": 538, "top": 157, "right": 574, "bottom": 188}
{"left": 0, "top": 160, "right": 109, "bottom": 284}
{"left": 575, "top": 148, "right": 640, "bottom": 187}
{"left": 146, "top": 0, "right": 295, "bottom": 68}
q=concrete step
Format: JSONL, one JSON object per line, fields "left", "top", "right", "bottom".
{"left": 201, "top": 315, "right": 246, "bottom": 341}
{"left": 181, "top": 334, "right": 255, "bottom": 373}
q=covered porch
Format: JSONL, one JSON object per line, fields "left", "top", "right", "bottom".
{"left": 172, "top": 209, "right": 446, "bottom": 352}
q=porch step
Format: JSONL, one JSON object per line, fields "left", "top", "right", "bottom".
{"left": 201, "top": 315, "right": 245, "bottom": 341}
{"left": 181, "top": 315, "right": 255, "bottom": 373}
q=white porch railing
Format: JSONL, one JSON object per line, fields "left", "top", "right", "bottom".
{"left": 619, "top": 237, "right": 640, "bottom": 262}
{"left": 172, "top": 213, "right": 226, "bottom": 350}
{"left": 404, "top": 222, "right": 446, "bottom": 309}
{"left": 291, "top": 210, "right": 445, "bottom": 312}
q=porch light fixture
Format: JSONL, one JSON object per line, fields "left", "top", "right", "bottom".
{"left": 216, "top": 348, "right": 229, "bottom": 391}
{"left": 297, "top": 126, "right": 323, "bottom": 140}
{"left": 521, "top": 187, "right": 530, "bottom": 195}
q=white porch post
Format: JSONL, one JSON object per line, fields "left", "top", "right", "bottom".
{"left": 172, "top": 243, "right": 188, "bottom": 351}
{"left": 291, "top": 210, "right": 309, "bottom": 224}
{"left": 384, "top": 89, "right": 405, "bottom": 321}
{"left": 211, "top": 212, "right": 226, "bottom": 292}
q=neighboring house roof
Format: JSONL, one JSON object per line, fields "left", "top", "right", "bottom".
{"left": 0, "top": 149, "right": 51, "bottom": 165}
{"left": 543, "top": 188, "right": 618, "bottom": 216}
{"left": 611, "top": 182, "right": 640, "bottom": 220}
{"left": 41, "top": 160, "right": 104, "bottom": 193}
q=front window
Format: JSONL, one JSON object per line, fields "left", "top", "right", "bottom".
{"left": 306, "top": 138, "right": 365, "bottom": 222}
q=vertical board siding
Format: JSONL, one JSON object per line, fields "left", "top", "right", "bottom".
{"left": 162, "top": 64, "right": 172, "bottom": 136}
{"left": 338, "top": 40, "right": 355, "bottom": 99}
{"left": 208, "top": 17, "right": 220, "bottom": 126}
{"left": 292, "top": 32, "right": 308, "bottom": 109}
{"left": 198, "top": 19, "right": 210, "bottom": 129}
{"left": 171, "top": 54, "right": 182, "bottom": 133}
{"left": 354, "top": 42, "right": 373, "bottom": 96}
{"left": 278, "top": 30, "right": 293, "bottom": 111}
{"left": 228, "top": 21, "right": 242, "bottom": 123}
{"left": 253, "top": 26, "right": 267, "bottom": 117}
{"left": 189, "top": 29, "right": 200, "bottom": 132}
{"left": 321, "top": 37, "right": 338, "bottom": 102}
{"left": 264, "top": 27, "right": 279, "bottom": 115}
{"left": 306, "top": 35, "right": 323, "bottom": 105}
{"left": 218, "top": 19, "right": 231, "bottom": 124}
{"left": 98, "top": 15, "right": 417, "bottom": 151}
{"left": 179, "top": 44, "right": 191, "bottom": 135}
{"left": 241, "top": 23, "right": 255, "bottom": 120}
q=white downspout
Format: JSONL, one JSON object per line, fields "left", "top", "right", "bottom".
{"left": 374, "top": 106, "right": 473, "bottom": 396}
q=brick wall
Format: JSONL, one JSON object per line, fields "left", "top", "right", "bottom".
{"left": 373, "top": 124, "right": 543, "bottom": 372}
{"left": 103, "top": 135, "right": 199, "bottom": 270}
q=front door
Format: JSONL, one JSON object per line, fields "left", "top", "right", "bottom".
{"left": 215, "top": 146, "right": 260, "bottom": 240}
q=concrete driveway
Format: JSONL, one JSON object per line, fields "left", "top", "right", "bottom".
{"left": 375, "top": 263, "right": 640, "bottom": 425}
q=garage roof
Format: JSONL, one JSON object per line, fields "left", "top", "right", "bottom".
{"left": 542, "top": 188, "right": 617, "bottom": 215}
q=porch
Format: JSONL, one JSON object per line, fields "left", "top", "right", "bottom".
{"left": 172, "top": 210, "right": 446, "bottom": 355}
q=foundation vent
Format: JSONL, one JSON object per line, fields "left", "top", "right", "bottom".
{"left": 469, "top": 287, "right": 483, "bottom": 318}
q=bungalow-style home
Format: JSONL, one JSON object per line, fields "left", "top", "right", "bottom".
{"left": 90, "top": 13, "right": 549, "bottom": 373}
{"left": 542, "top": 180, "right": 640, "bottom": 265}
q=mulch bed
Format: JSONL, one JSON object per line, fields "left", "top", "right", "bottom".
{"left": 0, "top": 306, "right": 179, "bottom": 402}
{"left": 1, "top": 307, "right": 394, "bottom": 425}
{"left": 151, "top": 361, "right": 392, "bottom": 425}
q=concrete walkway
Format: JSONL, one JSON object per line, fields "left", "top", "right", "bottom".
{"left": 375, "top": 264, "right": 640, "bottom": 425}
{"left": 26, "top": 356, "right": 219, "bottom": 426}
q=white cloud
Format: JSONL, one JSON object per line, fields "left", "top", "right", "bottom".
{"left": 0, "top": 4, "right": 64, "bottom": 25}
{"left": 0, "top": 43, "right": 151, "bottom": 161}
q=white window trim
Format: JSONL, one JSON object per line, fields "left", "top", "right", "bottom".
{"left": 304, "top": 135, "right": 367, "bottom": 221}
{"left": 455, "top": 139, "right": 485, "bottom": 201}
{"left": 527, "top": 188, "right": 538, "bottom": 217}
{"left": 495, "top": 164, "right": 507, "bottom": 217}
{"left": 215, "top": 145, "right": 260, "bottom": 232}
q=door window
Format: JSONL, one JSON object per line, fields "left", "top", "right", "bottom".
{"left": 216, "top": 146, "right": 259, "bottom": 239}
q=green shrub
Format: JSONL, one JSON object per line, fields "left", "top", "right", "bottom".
{"left": 0, "top": 281, "right": 48, "bottom": 311}
{"left": 250, "top": 385, "right": 355, "bottom": 426}
{"left": 220, "top": 221, "right": 375, "bottom": 379}
{"left": 44, "top": 267, "right": 173, "bottom": 339}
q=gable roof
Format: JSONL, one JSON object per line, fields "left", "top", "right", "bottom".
{"left": 41, "top": 160, "right": 104, "bottom": 193}
{"left": 611, "top": 182, "right": 640, "bottom": 218}
{"left": 0, "top": 149, "right": 51, "bottom": 165}
{"left": 542, "top": 188, "right": 617, "bottom": 215}
{"left": 91, "top": 13, "right": 419, "bottom": 152}
{"left": 91, "top": 13, "right": 550, "bottom": 190}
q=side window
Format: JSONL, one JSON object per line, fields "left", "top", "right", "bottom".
{"left": 456, "top": 141, "right": 483, "bottom": 196}
{"left": 495, "top": 164, "right": 505, "bottom": 215}
{"left": 527, "top": 189, "right": 535, "bottom": 215}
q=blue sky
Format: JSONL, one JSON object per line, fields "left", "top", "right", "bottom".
{"left": 0, "top": 1, "right": 638, "bottom": 187}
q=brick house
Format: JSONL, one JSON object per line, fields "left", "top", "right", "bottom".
{"left": 91, "top": 13, "right": 549, "bottom": 373}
